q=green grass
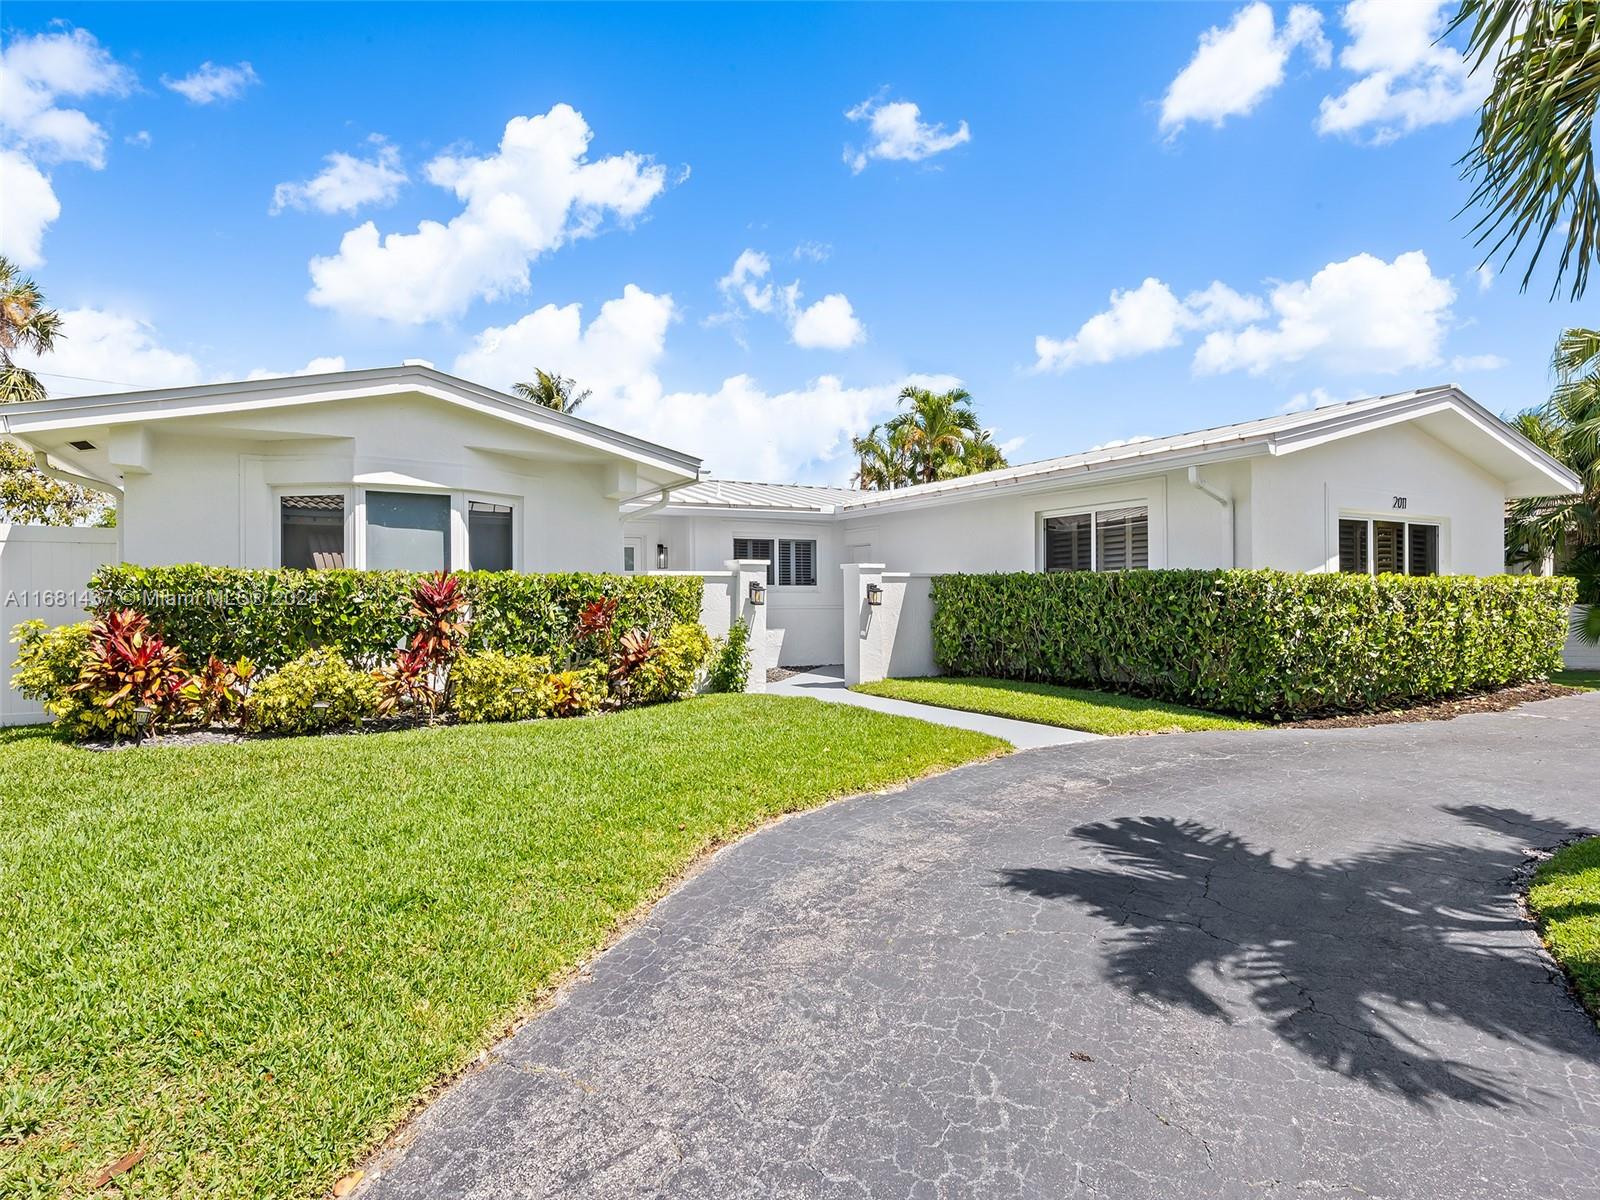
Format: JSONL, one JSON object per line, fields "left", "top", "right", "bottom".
{"left": 851, "top": 676, "right": 1262, "bottom": 735}
{"left": 0, "top": 695, "right": 1002, "bottom": 1198}
{"left": 1529, "top": 837, "right": 1600, "bottom": 1024}
{"left": 1553, "top": 669, "right": 1600, "bottom": 691}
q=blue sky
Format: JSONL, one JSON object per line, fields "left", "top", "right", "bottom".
{"left": 0, "top": 1, "right": 1586, "bottom": 483}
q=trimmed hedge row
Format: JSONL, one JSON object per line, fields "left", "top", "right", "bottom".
{"left": 89, "top": 564, "right": 706, "bottom": 668}
{"left": 930, "top": 569, "right": 1576, "bottom": 719}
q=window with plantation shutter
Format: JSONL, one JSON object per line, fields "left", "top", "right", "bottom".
{"left": 1043, "top": 513, "right": 1091, "bottom": 572}
{"left": 733, "top": 537, "right": 775, "bottom": 585}
{"left": 1406, "top": 523, "right": 1439, "bottom": 576}
{"left": 1373, "top": 521, "right": 1405, "bottom": 575}
{"left": 1338, "top": 519, "right": 1368, "bottom": 574}
{"left": 1338, "top": 516, "right": 1441, "bottom": 576}
{"left": 1095, "top": 506, "right": 1149, "bottom": 572}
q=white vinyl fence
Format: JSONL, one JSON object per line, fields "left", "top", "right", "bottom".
{"left": 1567, "top": 606, "right": 1600, "bottom": 671}
{"left": 0, "top": 525, "right": 119, "bottom": 726}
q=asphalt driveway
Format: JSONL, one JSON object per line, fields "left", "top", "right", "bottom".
{"left": 359, "top": 693, "right": 1600, "bottom": 1200}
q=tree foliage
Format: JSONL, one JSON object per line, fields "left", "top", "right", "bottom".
{"left": 1453, "top": 0, "right": 1600, "bottom": 299}
{"left": 850, "top": 386, "right": 1009, "bottom": 489}
{"left": 512, "top": 369, "right": 591, "bottom": 414}
{"left": 1506, "top": 326, "right": 1600, "bottom": 604}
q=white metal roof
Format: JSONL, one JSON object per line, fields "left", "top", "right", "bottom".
{"left": 654, "top": 385, "right": 1579, "bottom": 517}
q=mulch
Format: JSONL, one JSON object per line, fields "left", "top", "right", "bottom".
{"left": 1281, "top": 681, "right": 1583, "bottom": 729}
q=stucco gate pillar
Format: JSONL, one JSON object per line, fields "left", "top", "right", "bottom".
{"left": 840, "top": 562, "right": 887, "bottom": 686}
{"left": 727, "top": 558, "right": 772, "bottom": 693}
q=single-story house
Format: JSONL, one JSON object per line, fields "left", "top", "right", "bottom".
{"left": 0, "top": 364, "right": 1580, "bottom": 670}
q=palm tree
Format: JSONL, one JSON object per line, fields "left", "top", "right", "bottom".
{"left": 851, "top": 423, "right": 913, "bottom": 490}
{"left": 889, "top": 386, "right": 981, "bottom": 483}
{"left": 1506, "top": 326, "right": 1600, "bottom": 641}
{"left": 941, "top": 429, "right": 1008, "bottom": 479}
{"left": 512, "top": 369, "right": 590, "bottom": 414}
{"left": 1452, "top": 0, "right": 1600, "bottom": 299}
{"left": 1, "top": 256, "right": 62, "bottom": 403}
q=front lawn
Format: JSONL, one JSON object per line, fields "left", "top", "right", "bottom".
{"left": 0, "top": 695, "right": 1003, "bottom": 1198}
{"left": 1529, "top": 837, "right": 1600, "bottom": 1022}
{"left": 1553, "top": 669, "right": 1600, "bottom": 691}
{"left": 851, "top": 676, "right": 1261, "bottom": 735}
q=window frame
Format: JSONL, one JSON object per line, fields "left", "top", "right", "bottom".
{"left": 465, "top": 497, "right": 517, "bottom": 573}
{"left": 732, "top": 535, "right": 820, "bottom": 588}
{"left": 1038, "top": 502, "right": 1151, "bottom": 574}
{"left": 1336, "top": 513, "right": 1445, "bottom": 577}
{"left": 275, "top": 487, "right": 353, "bottom": 570}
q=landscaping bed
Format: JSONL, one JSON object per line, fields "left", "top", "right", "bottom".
{"left": 1528, "top": 837, "right": 1600, "bottom": 1023}
{"left": 1282, "top": 680, "right": 1585, "bottom": 728}
{"left": 0, "top": 696, "right": 1003, "bottom": 1198}
{"left": 851, "top": 675, "right": 1260, "bottom": 735}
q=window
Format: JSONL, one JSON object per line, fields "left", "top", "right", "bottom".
{"left": 732, "top": 537, "right": 817, "bottom": 586}
{"left": 622, "top": 545, "right": 636, "bottom": 573}
{"left": 366, "top": 491, "right": 450, "bottom": 571}
{"left": 1338, "top": 517, "right": 1440, "bottom": 576}
{"left": 467, "top": 501, "right": 513, "bottom": 572}
{"left": 281, "top": 495, "right": 345, "bottom": 569}
{"left": 1043, "top": 506, "right": 1147, "bottom": 572}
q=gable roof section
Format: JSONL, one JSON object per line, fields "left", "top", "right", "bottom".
{"left": 0, "top": 363, "right": 702, "bottom": 483}
{"left": 633, "top": 479, "right": 861, "bottom": 514}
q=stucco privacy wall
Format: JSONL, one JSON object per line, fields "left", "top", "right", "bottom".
{"left": 1248, "top": 420, "right": 1508, "bottom": 575}
{"left": 624, "top": 512, "right": 843, "bottom": 666}
{"left": 120, "top": 395, "right": 629, "bottom": 572}
{"left": 0, "top": 525, "right": 118, "bottom": 725}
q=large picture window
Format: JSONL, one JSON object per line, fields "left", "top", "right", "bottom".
{"left": 1338, "top": 517, "right": 1439, "bottom": 576}
{"left": 280, "top": 495, "right": 345, "bottom": 569}
{"left": 366, "top": 491, "right": 450, "bottom": 571}
{"left": 733, "top": 537, "right": 817, "bottom": 586}
{"left": 1043, "top": 505, "right": 1148, "bottom": 573}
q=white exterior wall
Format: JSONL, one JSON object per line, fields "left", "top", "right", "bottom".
{"left": 120, "top": 395, "right": 628, "bottom": 572}
{"left": 624, "top": 511, "right": 843, "bottom": 666}
{"left": 0, "top": 525, "right": 119, "bottom": 725}
{"left": 1247, "top": 422, "right": 1508, "bottom": 575}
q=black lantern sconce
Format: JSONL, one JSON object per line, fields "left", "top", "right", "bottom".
{"left": 748, "top": 579, "right": 766, "bottom": 606}
{"left": 865, "top": 583, "right": 884, "bottom": 607}
{"left": 656, "top": 543, "right": 669, "bottom": 570}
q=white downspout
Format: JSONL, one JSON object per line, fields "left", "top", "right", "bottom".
{"left": 1186, "top": 466, "right": 1235, "bottom": 568}
{"left": 31, "top": 450, "right": 124, "bottom": 504}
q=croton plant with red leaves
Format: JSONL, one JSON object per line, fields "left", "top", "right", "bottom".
{"left": 69, "top": 608, "right": 192, "bottom": 735}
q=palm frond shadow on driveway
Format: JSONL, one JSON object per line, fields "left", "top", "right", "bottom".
{"left": 997, "top": 804, "right": 1596, "bottom": 1110}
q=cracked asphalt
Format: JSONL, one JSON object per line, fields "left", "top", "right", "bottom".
{"left": 358, "top": 693, "right": 1600, "bottom": 1200}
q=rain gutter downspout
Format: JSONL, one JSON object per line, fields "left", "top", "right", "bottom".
{"left": 1186, "top": 466, "right": 1235, "bottom": 568}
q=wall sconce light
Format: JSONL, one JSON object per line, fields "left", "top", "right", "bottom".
{"left": 865, "top": 583, "right": 884, "bottom": 607}
{"left": 656, "top": 543, "right": 669, "bottom": 570}
{"left": 748, "top": 580, "right": 766, "bottom": 606}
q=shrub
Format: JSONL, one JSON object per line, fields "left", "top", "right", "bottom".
{"left": 451, "top": 651, "right": 554, "bottom": 723}
{"left": 10, "top": 620, "right": 101, "bottom": 739}
{"left": 244, "top": 650, "right": 380, "bottom": 735}
{"left": 88, "top": 565, "right": 704, "bottom": 668}
{"left": 188, "top": 655, "right": 255, "bottom": 727}
{"left": 627, "top": 622, "right": 713, "bottom": 705}
{"left": 704, "top": 619, "right": 752, "bottom": 693}
{"left": 545, "top": 664, "right": 608, "bottom": 717}
{"left": 66, "top": 610, "right": 192, "bottom": 740}
{"left": 930, "top": 569, "right": 1577, "bottom": 720}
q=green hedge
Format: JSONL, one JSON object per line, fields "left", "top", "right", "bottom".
{"left": 88, "top": 564, "right": 706, "bottom": 668}
{"left": 930, "top": 569, "right": 1576, "bottom": 719}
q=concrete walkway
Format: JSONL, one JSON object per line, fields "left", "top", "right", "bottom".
{"left": 767, "top": 666, "right": 1099, "bottom": 749}
{"left": 358, "top": 693, "right": 1600, "bottom": 1200}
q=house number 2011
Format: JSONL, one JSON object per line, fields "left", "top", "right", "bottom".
{"left": 1393, "top": 496, "right": 1408, "bottom": 510}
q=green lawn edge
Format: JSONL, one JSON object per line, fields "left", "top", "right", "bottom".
{"left": 1529, "top": 836, "right": 1600, "bottom": 1026}
{"left": 0, "top": 694, "right": 1004, "bottom": 1198}
{"left": 851, "top": 676, "right": 1261, "bottom": 735}
{"left": 1553, "top": 669, "right": 1600, "bottom": 691}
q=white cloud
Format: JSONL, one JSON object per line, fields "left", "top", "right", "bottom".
{"left": 1476, "top": 265, "right": 1494, "bottom": 292}
{"left": 1160, "top": 2, "right": 1329, "bottom": 134}
{"left": 1089, "top": 435, "right": 1157, "bottom": 451}
{"left": 244, "top": 356, "right": 348, "bottom": 381}
{"left": 455, "top": 284, "right": 926, "bottom": 482}
{"left": 1450, "top": 353, "right": 1508, "bottom": 372}
{"left": 1280, "top": 386, "right": 1342, "bottom": 413}
{"left": 308, "top": 106, "right": 667, "bottom": 324}
{"left": 1317, "top": 0, "right": 1488, "bottom": 143}
{"left": 10, "top": 308, "right": 202, "bottom": 395}
{"left": 1034, "top": 278, "right": 1263, "bottom": 371}
{"left": 0, "top": 27, "right": 133, "bottom": 266}
{"left": 793, "top": 240, "right": 832, "bottom": 263}
{"left": 0, "top": 148, "right": 61, "bottom": 268}
{"left": 1193, "top": 250, "right": 1456, "bottom": 375}
{"left": 162, "top": 61, "right": 259, "bottom": 105}
{"left": 713, "top": 249, "right": 865, "bottom": 350}
{"left": 272, "top": 136, "right": 407, "bottom": 215}
{"left": 790, "top": 292, "right": 865, "bottom": 350}
{"left": 126, "top": 129, "right": 151, "bottom": 148}
{"left": 844, "top": 94, "right": 970, "bottom": 173}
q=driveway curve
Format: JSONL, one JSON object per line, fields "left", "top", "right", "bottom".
{"left": 359, "top": 694, "right": 1600, "bottom": 1200}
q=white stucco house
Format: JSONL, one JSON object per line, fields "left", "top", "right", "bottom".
{"left": 0, "top": 363, "right": 1581, "bottom": 681}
